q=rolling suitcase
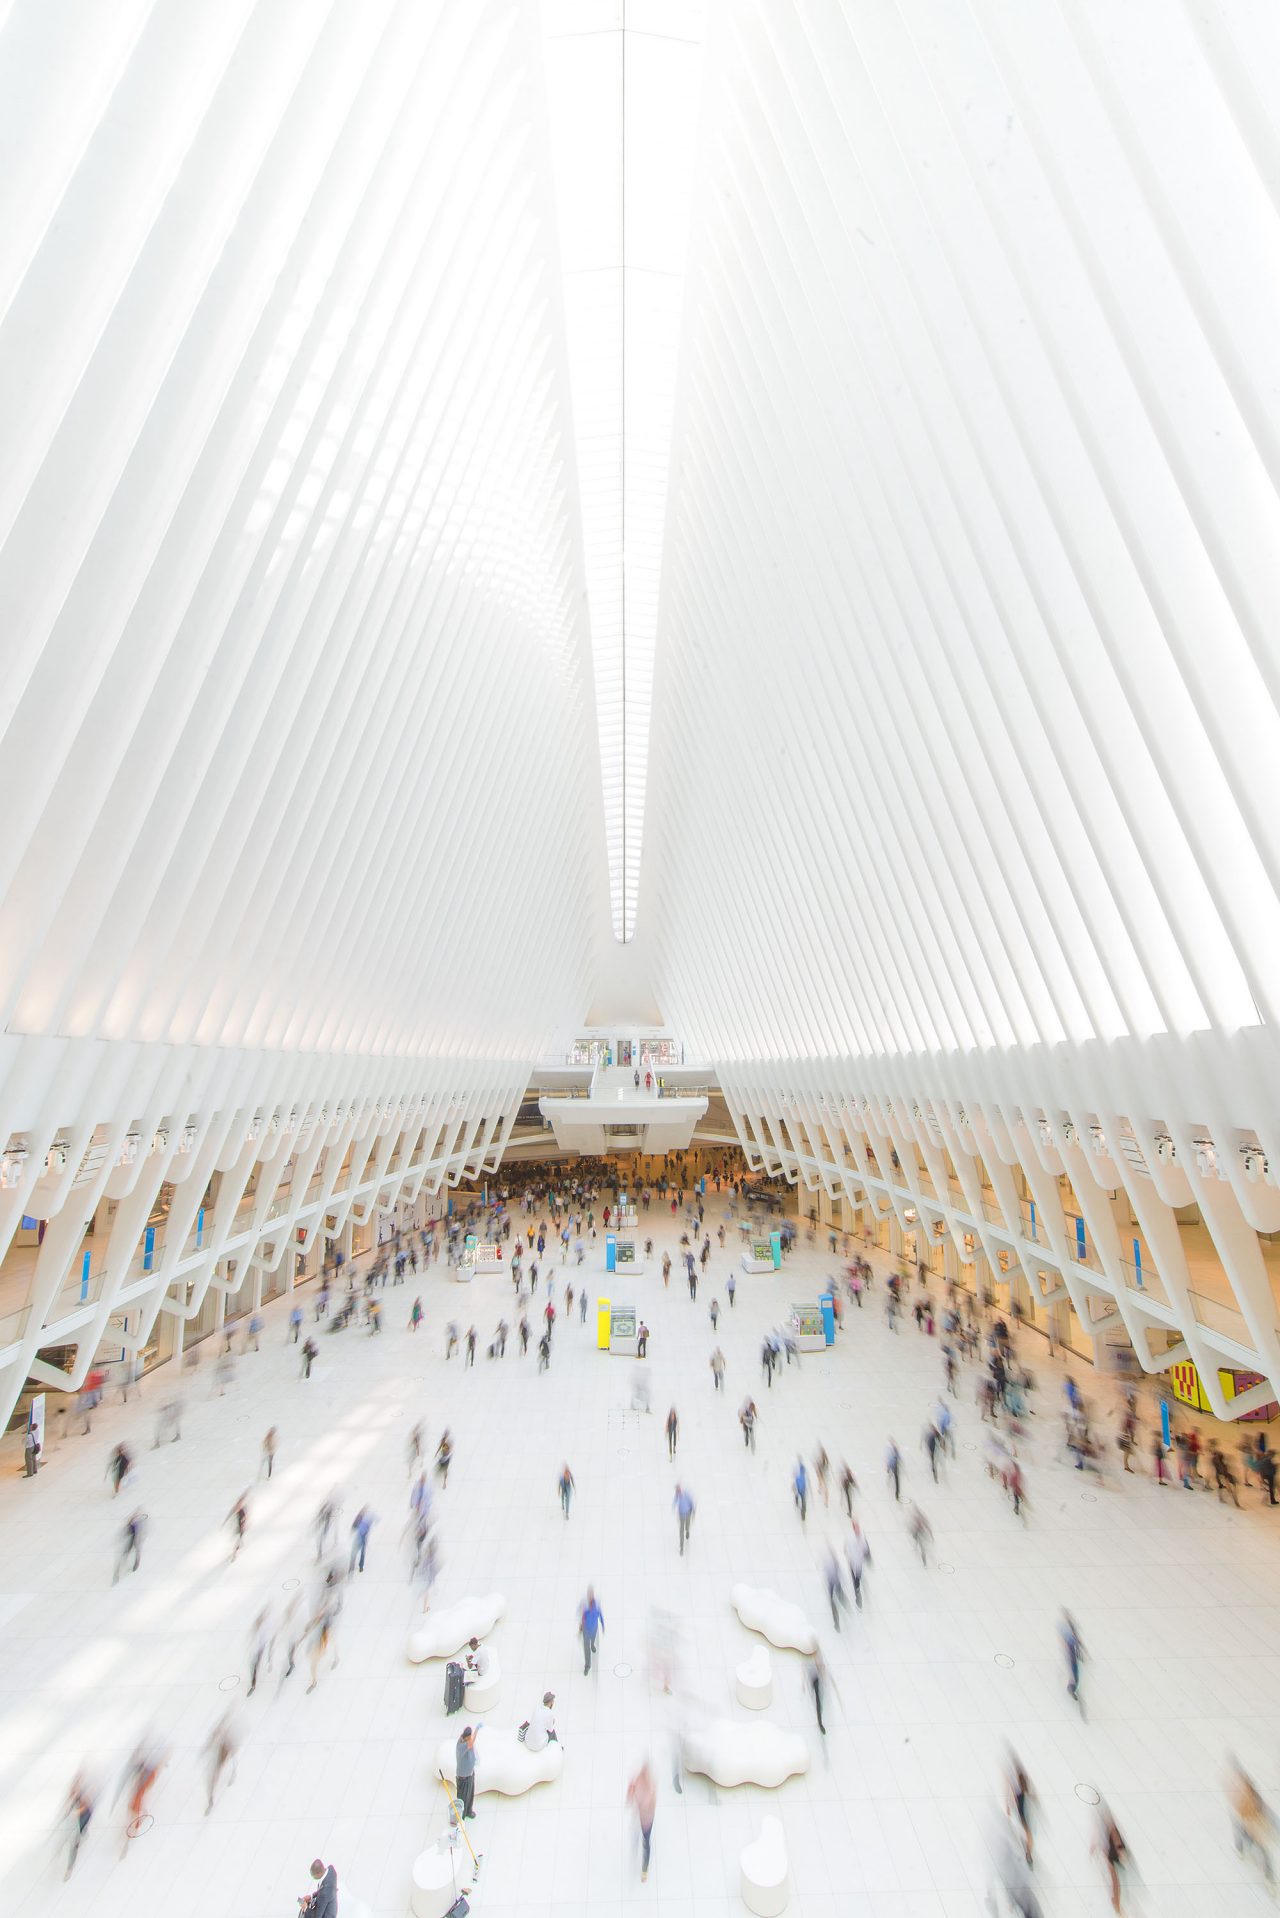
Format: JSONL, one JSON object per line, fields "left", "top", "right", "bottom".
{"left": 444, "top": 1659, "right": 465, "bottom": 1714}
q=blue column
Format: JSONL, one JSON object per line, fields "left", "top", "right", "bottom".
{"left": 1132, "top": 1237, "right": 1144, "bottom": 1287}
{"left": 1074, "top": 1216, "right": 1086, "bottom": 1262}
{"left": 819, "top": 1293, "right": 835, "bottom": 1345}
{"left": 770, "top": 1230, "right": 782, "bottom": 1269}
{"left": 80, "top": 1248, "right": 91, "bottom": 1300}
{"left": 143, "top": 1225, "right": 155, "bottom": 1272}
{"left": 606, "top": 1234, "right": 617, "bottom": 1273}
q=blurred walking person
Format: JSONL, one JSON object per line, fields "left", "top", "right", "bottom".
{"left": 1092, "top": 1801, "right": 1133, "bottom": 1912}
{"left": 824, "top": 1547, "right": 848, "bottom": 1630}
{"left": 673, "top": 1482, "right": 695, "bottom": 1555}
{"left": 60, "top": 1772, "right": 95, "bottom": 1878}
{"left": 1004, "top": 1748, "right": 1038, "bottom": 1867}
{"left": 202, "top": 1709, "right": 239, "bottom": 1814}
{"left": 846, "top": 1519, "right": 871, "bottom": 1609}
{"left": 907, "top": 1503, "right": 932, "bottom": 1566}
{"left": 580, "top": 1586, "right": 605, "bottom": 1675}
{"left": 113, "top": 1508, "right": 147, "bottom": 1583}
{"left": 1059, "top": 1608, "right": 1086, "bottom": 1714}
{"left": 1229, "top": 1756, "right": 1276, "bottom": 1890}
{"left": 626, "top": 1758, "right": 657, "bottom": 1882}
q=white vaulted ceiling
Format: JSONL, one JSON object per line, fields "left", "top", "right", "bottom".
{"left": 3, "top": 0, "right": 1280, "bottom": 1422}
{"left": 0, "top": 0, "right": 600, "bottom": 1066}
{"left": 648, "top": 0, "right": 1280, "bottom": 1102}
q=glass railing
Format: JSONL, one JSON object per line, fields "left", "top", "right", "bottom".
{"left": 0, "top": 1304, "right": 31, "bottom": 1352}
{"left": 1188, "top": 1288, "right": 1254, "bottom": 1347}
{"left": 1118, "top": 1258, "right": 1169, "bottom": 1307}
{"left": 48, "top": 1267, "right": 105, "bottom": 1320}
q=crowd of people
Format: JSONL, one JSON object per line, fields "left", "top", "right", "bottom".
{"left": 21, "top": 1145, "right": 1279, "bottom": 1913}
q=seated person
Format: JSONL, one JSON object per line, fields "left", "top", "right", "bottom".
{"left": 520, "top": 1691, "right": 558, "bottom": 1751}
{"left": 463, "top": 1637, "right": 491, "bottom": 1689}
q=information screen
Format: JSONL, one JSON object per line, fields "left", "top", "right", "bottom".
{"left": 790, "top": 1304, "right": 824, "bottom": 1339}
{"left": 615, "top": 1240, "right": 636, "bottom": 1264}
{"left": 610, "top": 1308, "right": 637, "bottom": 1339}
{"left": 751, "top": 1240, "right": 773, "bottom": 1262}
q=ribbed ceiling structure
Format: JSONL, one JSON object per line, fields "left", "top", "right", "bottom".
{"left": 0, "top": 0, "right": 599, "bottom": 1062}
{"left": 648, "top": 0, "right": 1280, "bottom": 1119}
{"left": 3, "top": 0, "right": 1280, "bottom": 1424}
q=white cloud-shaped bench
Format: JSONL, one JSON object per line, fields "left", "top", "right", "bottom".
{"left": 434, "top": 1725, "right": 564, "bottom": 1796}
{"left": 741, "top": 1815, "right": 791, "bottom": 1915}
{"left": 681, "top": 1719, "right": 809, "bottom": 1789}
{"left": 407, "top": 1594, "right": 506, "bottom": 1664}
{"left": 410, "top": 1839, "right": 469, "bottom": 1918}
{"left": 735, "top": 1644, "right": 773, "bottom": 1709}
{"left": 731, "top": 1583, "right": 818, "bottom": 1654}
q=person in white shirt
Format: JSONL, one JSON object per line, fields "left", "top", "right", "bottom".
{"left": 463, "top": 1638, "right": 491, "bottom": 1689}
{"left": 523, "top": 1692, "right": 557, "bottom": 1752}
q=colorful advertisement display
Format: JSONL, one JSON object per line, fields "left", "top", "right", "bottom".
{"left": 1220, "top": 1369, "right": 1279, "bottom": 1423}
{"left": 1169, "top": 1360, "right": 1208, "bottom": 1411}
{"left": 1168, "top": 1359, "right": 1278, "bottom": 1422}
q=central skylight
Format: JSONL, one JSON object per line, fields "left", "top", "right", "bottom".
{"left": 542, "top": 0, "right": 704, "bottom": 941}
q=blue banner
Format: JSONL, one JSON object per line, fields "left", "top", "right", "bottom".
{"left": 143, "top": 1225, "right": 155, "bottom": 1272}
{"left": 1074, "top": 1216, "right": 1086, "bottom": 1262}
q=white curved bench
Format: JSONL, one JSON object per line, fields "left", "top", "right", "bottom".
{"left": 434, "top": 1725, "right": 564, "bottom": 1796}
{"left": 463, "top": 1645, "right": 501, "bottom": 1711}
{"left": 681, "top": 1719, "right": 809, "bottom": 1789}
{"left": 410, "top": 1839, "right": 467, "bottom": 1918}
{"left": 407, "top": 1594, "right": 506, "bottom": 1664}
{"left": 735, "top": 1644, "right": 773, "bottom": 1709}
{"left": 731, "top": 1583, "right": 818, "bottom": 1654}
{"left": 741, "top": 1815, "right": 790, "bottom": 1915}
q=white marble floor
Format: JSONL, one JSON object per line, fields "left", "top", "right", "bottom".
{"left": 2, "top": 1198, "right": 1279, "bottom": 1917}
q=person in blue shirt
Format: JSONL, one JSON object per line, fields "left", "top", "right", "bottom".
{"left": 348, "top": 1506, "right": 376, "bottom": 1575}
{"left": 580, "top": 1587, "right": 605, "bottom": 1675}
{"left": 673, "top": 1484, "right": 695, "bottom": 1555}
{"left": 792, "top": 1457, "right": 808, "bottom": 1523}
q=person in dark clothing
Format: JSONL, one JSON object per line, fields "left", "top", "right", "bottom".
{"left": 455, "top": 1725, "right": 478, "bottom": 1819}
{"left": 298, "top": 1858, "right": 338, "bottom": 1917}
{"left": 806, "top": 1649, "right": 828, "bottom": 1735}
